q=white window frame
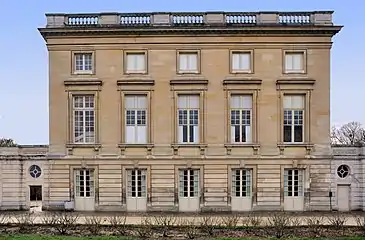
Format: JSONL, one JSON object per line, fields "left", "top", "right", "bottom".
{"left": 178, "top": 52, "right": 198, "bottom": 73}
{"left": 125, "top": 52, "right": 146, "bottom": 74}
{"left": 177, "top": 95, "right": 199, "bottom": 144}
{"left": 125, "top": 95, "right": 147, "bottom": 144}
{"left": 230, "top": 95, "right": 252, "bottom": 143}
{"left": 284, "top": 52, "right": 304, "bottom": 73}
{"left": 283, "top": 95, "right": 304, "bottom": 143}
{"left": 73, "top": 95, "right": 95, "bottom": 144}
{"left": 232, "top": 169, "right": 251, "bottom": 197}
{"left": 284, "top": 169, "right": 303, "bottom": 197}
{"left": 179, "top": 169, "right": 199, "bottom": 197}
{"left": 75, "top": 169, "right": 94, "bottom": 197}
{"left": 231, "top": 52, "right": 251, "bottom": 73}
{"left": 127, "top": 169, "right": 147, "bottom": 197}
{"left": 74, "top": 53, "right": 93, "bottom": 74}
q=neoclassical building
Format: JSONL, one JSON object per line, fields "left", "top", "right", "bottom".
{"left": 0, "top": 10, "right": 345, "bottom": 212}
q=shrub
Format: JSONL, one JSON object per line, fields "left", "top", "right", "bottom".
{"left": 200, "top": 216, "right": 218, "bottom": 236}
{"left": 220, "top": 214, "right": 240, "bottom": 228}
{"left": 266, "top": 212, "right": 291, "bottom": 238}
{"left": 52, "top": 211, "right": 79, "bottom": 235}
{"left": 14, "top": 212, "right": 35, "bottom": 234}
{"left": 84, "top": 215, "right": 104, "bottom": 235}
{"left": 153, "top": 215, "right": 177, "bottom": 237}
{"left": 134, "top": 216, "right": 153, "bottom": 239}
{"left": 107, "top": 214, "right": 127, "bottom": 235}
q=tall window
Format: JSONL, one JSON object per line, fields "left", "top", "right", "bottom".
{"left": 179, "top": 53, "right": 198, "bottom": 73}
{"left": 179, "top": 169, "right": 199, "bottom": 197}
{"left": 230, "top": 95, "right": 252, "bottom": 143}
{"left": 283, "top": 95, "right": 304, "bottom": 143}
{"left": 126, "top": 53, "right": 146, "bottom": 73}
{"left": 73, "top": 95, "right": 95, "bottom": 144}
{"left": 178, "top": 95, "right": 199, "bottom": 144}
{"left": 284, "top": 52, "right": 304, "bottom": 73}
{"left": 125, "top": 95, "right": 147, "bottom": 144}
{"left": 127, "top": 169, "right": 147, "bottom": 197}
{"left": 284, "top": 169, "right": 303, "bottom": 197}
{"left": 74, "top": 53, "right": 93, "bottom": 73}
{"left": 232, "top": 169, "right": 251, "bottom": 197}
{"left": 231, "top": 52, "right": 251, "bottom": 73}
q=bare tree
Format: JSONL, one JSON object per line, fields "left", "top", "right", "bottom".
{"left": 0, "top": 138, "right": 17, "bottom": 147}
{"left": 331, "top": 122, "right": 365, "bottom": 145}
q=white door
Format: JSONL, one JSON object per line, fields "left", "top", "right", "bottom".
{"left": 74, "top": 169, "right": 95, "bottom": 211}
{"left": 231, "top": 169, "right": 252, "bottom": 211}
{"left": 126, "top": 169, "right": 147, "bottom": 212}
{"left": 179, "top": 169, "right": 200, "bottom": 212}
{"left": 337, "top": 185, "right": 350, "bottom": 211}
{"left": 284, "top": 169, "right": 304, "bottom": 211}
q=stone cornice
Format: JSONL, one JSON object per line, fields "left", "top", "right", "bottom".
{"left": 38, "top": 25, "right": 342, "bottom": 39}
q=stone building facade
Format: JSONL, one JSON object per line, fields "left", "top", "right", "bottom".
{"left": 15, "top": 10, "right": 343, "bottom": 212}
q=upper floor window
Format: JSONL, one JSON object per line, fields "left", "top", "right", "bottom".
{"left": 178, "top": 52, "right": 199, "bottom": 73}
{"left": 283, "top": 95, "right": 304, "bottom": 143}
{"left": 125, "top": 95, "right": 147, "bottom": 144}
{"left": 73, "top": 95, "right": 95, "bottom": 144}
{"left": 284, "top": 52, "right": 305, "bottom": 73}
{"left": 74, "top": 53, "right": 93, "bottom": 74}
{"left": 125, "top": 52, "right": 147, "bottom": 74}
{"left": 231, "top": 51, "right": 252, "bottom": 73}
{"left": 230, "top": 95, "right": 252, "bottom": 143}
{"left": 178, "top": 95, "right": 199, "bottom": 144}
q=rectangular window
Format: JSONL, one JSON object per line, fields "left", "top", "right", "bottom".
{"left": 179, "top": 169, "right": 199, "bottom": 197}
{"left": 74, "top": 53, "right": 93, "bottom": 73}
{"left": 230, "top": 95, "right": 252, "bottom": 143}
{"left": 73, "top": 95, "right": 95, "bottom": 144}
{"left": 127, "top": 169, "right": 147, "bottom": 197}
{"left": 232, "top": 169, "right": 251, "bottom": 197}
{"left": 285, "top": 52, "right": 304, "bottom": 73}
{"left": 29, "top": 186, "right": 42, "bottom": 201}
{"left": 283, "top": 95, "right": 304, "bottom": 143}
{"left": 231, "top": 52, "right": 251, "bottom": 73}
{"left": 125, "top": 95, "right": 147, "bottom": 144}
{"left": 177, "top": 95, "right": 199, "bottom": 144}
{"left": 284, "top": 169, "right": 303, "bottom": 197}
{"left": 179, "top": 52, "right": 198, "bottom": 73}
{"left": 126, "top": 53, "right": 146, "bottom": 73}
{"left": 75, "top": 169, "right": 94, "bottom": 197}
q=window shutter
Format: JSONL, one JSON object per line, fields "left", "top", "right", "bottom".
{"left": 178, "top": 126, "right": 184, "bottom": 143}
{"left": 232, "top": 53, "right": 240, "bottom": 71}
{"left": 239, "top": 53, "right": 250, "bottom": 70}
{"left": 241, "top": 95, "right": 252, "bottom": 109}
{"left": 136, "top": 54, "right": 145, "bottom": 71}
{"left": 245, "top": 125, "right": 252, "bottom": 143}
{"left": 231, "top": 126, "right": 236, "bottom": 143}
{"left": 293, "top": 54, "right": 302, "bottom": 70}
{"left": 136, "top": 126, "right": 147, "bottom": 144}
{"left": 193, "top": 125, "right": 199, "bottom": 143}
{"left": 285, "top": 54, "right": 293, "bottom": 71}
{"left": 284, "top": 95, "right": 304, "bottom": 109}
{"left": 188, "top": 95, "right": 199, "bottom": 108}
{"left": 125, "top": 126, "right": 135, "bottom": 144}
{"left": 126, "top": 54, "right": 135, "bottom": 71}
{"left": 188, "top": 54, "right": 197, "bottom": 71}
{"left": 179, "top": 54, "right": 188, "bottom": 71}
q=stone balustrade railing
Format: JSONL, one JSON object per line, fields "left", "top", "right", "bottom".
{"left": 45, "top": 11, "right": 334, "bottom": 28}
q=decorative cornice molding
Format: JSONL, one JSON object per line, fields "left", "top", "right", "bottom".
{"left": 39, "top": 26, "right": 342, "bottom": 39}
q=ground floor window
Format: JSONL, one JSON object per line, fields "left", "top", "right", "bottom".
{"left": 29, "top": 185, "right": 42, "bottom": 201}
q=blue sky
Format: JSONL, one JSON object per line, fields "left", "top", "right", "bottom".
{"left": 0, "top": 0, "right": 362, "bottom": 144}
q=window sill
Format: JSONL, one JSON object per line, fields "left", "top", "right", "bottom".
{"left": 171, "top": 143, "right": 207, "bottom": 149}
{"left": 224, "top": 143, "right": 260, "bottom": 148}
{"left": 177, "top": 71, "right": 200, "bottom": 75}
{"left": 231, "top": 70, "right": 253, "bottom": 74}
{"left": 73, "top": 71, "right": 94, "bottom": 75}
{"left": 277, "top": 143, "right": 313, "bottom": 149}
{"left": 66, "top": 143, "right": 101, "bottom": 154}
{"left": 118, "top": 143, "right": 154, "bottom": 149}
{"left": 283, "top": 70, "right": 306, "bottom": 75}
{"left": 124, "top": 71, "right": 148, "bottom": 75}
